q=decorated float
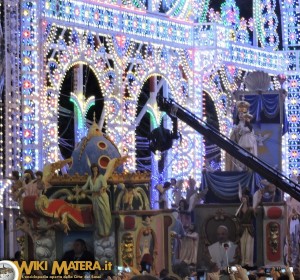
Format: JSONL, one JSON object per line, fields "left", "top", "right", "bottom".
{"left": 14, "top": 118, "right": 178, "bottom": 276}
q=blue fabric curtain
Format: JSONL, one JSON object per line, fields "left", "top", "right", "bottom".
{"left": 201, "top": 171, "right": 257, "bottom": 202}
{"left": 244, "top": 94, "right": 288, "bottom": 134}
{"left": 201, "top": 171, "right": 283, "bottom": 203}
{"left": 245, "top": 94, "right": 279, "bottom": 122}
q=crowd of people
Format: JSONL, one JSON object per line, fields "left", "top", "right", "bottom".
{"left": 9, "top": 169, "right": 46, "bottom": 202}
{"left": 156, "top": 177, "right": 208, "bottom": 214}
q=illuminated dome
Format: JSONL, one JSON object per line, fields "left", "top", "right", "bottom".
{"left": 68, "top": 122, "right": 122, "bottom": 176}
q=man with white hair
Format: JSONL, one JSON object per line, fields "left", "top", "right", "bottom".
{"left": 207, "top": 225, "right": 239, "bottom": 271}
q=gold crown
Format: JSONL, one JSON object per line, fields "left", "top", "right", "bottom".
{"left": 236, "top": 100, "right": 250, "bottom": 113}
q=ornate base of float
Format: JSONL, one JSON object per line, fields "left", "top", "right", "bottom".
{"left": 263, "top": 205, "right": 286, "bottom": 266}
{"left": 114, "top": 210, "right": 174, "bottom": 275}
{"left": 17, "top": 193, "right": 290, "bottom": 274}
{"left": 194, "top": 203, "right": 287, "bottom": 269}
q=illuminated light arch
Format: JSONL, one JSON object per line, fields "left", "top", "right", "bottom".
{"left": 201, "top": 62, "right": 244, "bottom": 168}
{"left": 43, "top": 34, "right": 117, "bottom": 164}
{"left": 14, "top": 0, "right": 295, "bottom": 184}
{"left": 2, "top": 0, "right": 300, "bottom": 240}
{"left": 127, "top": 60, "right": 202, "bottom": 180}
{"left": 70, "top": 92, "right": 96, "bottom": 141}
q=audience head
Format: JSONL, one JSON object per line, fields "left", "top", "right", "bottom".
{"left": 278, "top": 275, "right": 290, "bottom": 280}
{"left": 12, "top": 171, "right": 20, "bottom": 180}
{"left": 170, "top": 178, "right": 177, "bottom": 186}
{"left": 163, "top": 182, "right": 171, "bottom": 189}
{"left": 23, "top": 169, "right": 35, "bottom": 184}
{"left": 24, "top": 169, "right": 35, "bottom": 180}
{"left": 172, "top": 261, "right": 191, "bottom": 278}
{"left": 159, "top": 268, "right": 169, "bottom": 279}
{"left": 248, "top": 274, "right": 256, "bottom": 280}
{"left": 14, "top": 250, "right": 22, "bottom": 260}
{"left": 35, "top": 171, "right": 43, "bottom": 179}
{"left": 178, "top": 199, "right": 189, "bottom": 211}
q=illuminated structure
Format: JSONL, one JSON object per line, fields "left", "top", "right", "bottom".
{"left": 0, "top": 0, "right": 300, "bottom": 258}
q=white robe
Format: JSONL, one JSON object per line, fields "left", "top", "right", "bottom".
{"left": 180, "top": 231, "right": 199, "bottom": 264}
{"left": 208, "top": 241, "right": 238, "bottom": 270}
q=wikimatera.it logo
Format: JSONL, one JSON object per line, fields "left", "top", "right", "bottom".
{"left": 0, "top": 260, "right": 113, "bottom": 280}
{"left": 0, "top": 260, "right": 19, "bottom": 280}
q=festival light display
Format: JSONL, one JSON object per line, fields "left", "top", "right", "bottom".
{"left": 0, "top": 0, "right": 299, "bottom": 206}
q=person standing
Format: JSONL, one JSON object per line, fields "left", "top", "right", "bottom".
{"left": 180, "top": 224, "right": 199, "bottom": 266}
{"left": 23, "top": 169, "right": 39, "bottom": 196}
{"left": 10, "top": 171, "right": 23, "bottom": 201}
{"left": 178, "top": 199, "right": 191, "bottom": 230}
{"left": 157, "top": 182, "right": 172, "bottom": 209}
{"left": 170, "top": 211, "right": 185, "bottom": 264}
{"left": 237, "top": 187, "right": 256, "bottom": 268}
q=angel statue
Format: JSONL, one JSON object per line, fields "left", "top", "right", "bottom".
{"left": 77, "top": 156, "right": 128, "bottom": 237}
{"left": 117, "top": 184, "right": 149, "bottom": 210}
{"left": 236, "top": 184, "right": 258, "bottom": 268}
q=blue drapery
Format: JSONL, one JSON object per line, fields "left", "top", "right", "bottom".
{"left": 201, "top": 171, "right": 258, "bottom": 203}
{"left": 201, "top": 171, "right": 282, "bottom": 203}
{"left": 243, "top": 94, "right": 288, "bottom": 135}
{"left": 246, "top": 94, "right": 279, "bottom": 122}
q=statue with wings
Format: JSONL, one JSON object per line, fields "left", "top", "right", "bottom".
{"left": 115, "top": 184, "right": 150, "bottom": 210}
